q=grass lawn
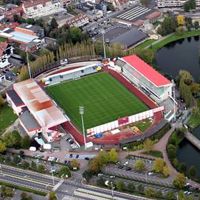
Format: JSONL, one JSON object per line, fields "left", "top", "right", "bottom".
{"left": 134, "top": 39, "right": 156, "bottom": 51}
{"left": 143, "top": 150, "right": 163, "bottom": 158}
{"left": 132, "top": 118, "right": 152, "bottom": 132}
{"left": 151, "top": 30, "right": 200, "bottom": 52}
{"left": 46, "top": 72, "right": 148, "bottom": 130}
{"left": 0, "top": 104, "right": 17, "bottom": 134}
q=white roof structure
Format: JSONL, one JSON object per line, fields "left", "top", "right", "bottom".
{"left": 13, "top": 79, "right": 67, "bottom": 129}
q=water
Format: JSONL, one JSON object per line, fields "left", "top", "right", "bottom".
{"left": 156, "top": 37, "right": 200, "bottom": 176}
{"left": 177, "top": 126, "right": 200, "bottom": 177}
{"left": 156, "top": 36, "right": 200, "bottom": 81}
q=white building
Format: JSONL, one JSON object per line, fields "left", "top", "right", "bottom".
{"left": 0, "top": 42, "right": 13, "bottom": 69}
{"left": 157, "top": 0, "right": 200, "bottom": 8}
{"left": 22, "top": 0, "right": 62, "bottom": 18}
{"left": 114, "top": 55, "right": 173, "bottom": 103}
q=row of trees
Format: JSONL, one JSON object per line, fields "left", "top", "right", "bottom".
{"left": 0, "top": 131, "right": 30, "bottom": 154}
{"left": 83, "top": 148, "right": 118, "bottom": 180}
{"left": 178, "top": 70, "right": 200, "bottom": 107}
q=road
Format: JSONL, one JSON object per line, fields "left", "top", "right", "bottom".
{"left": 0, "top": 164, "right": 59, "bottom": 192}
{"left": 0, "top": 163, "right": 154, "bottom": 200}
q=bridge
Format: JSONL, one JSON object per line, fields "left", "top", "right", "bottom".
{"left": 185, "top": 131, "right": 200, "bottom": 150}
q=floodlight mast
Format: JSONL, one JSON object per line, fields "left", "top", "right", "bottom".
{"left": 79, "top": 106, "right": 86, "bottom": 149}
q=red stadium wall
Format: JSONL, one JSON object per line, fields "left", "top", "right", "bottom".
{"left": 105, "top": 67, "right": 158, "bottom": 109}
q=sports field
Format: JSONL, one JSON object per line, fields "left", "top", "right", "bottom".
{"left": 46, "top": 73, "right": 148, "bottom": 130}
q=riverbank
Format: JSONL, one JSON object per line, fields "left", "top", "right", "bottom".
{"left": 135, "top": 30, "right": 200, "bottom": 52}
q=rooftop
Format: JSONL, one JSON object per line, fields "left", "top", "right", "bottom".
{"left": 7, "top": 89, "right": 24, "bottom": 106}
{"left": 19, "top": 110, "right": 41, "bottom": 131}
{"left": 13, "top": 79, "right": 67, "bottom": 128}
{"left": 122, "top": 55, "right": 171, "bottom": 87}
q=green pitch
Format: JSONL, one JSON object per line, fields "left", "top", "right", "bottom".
{"left": 46, "top": 72, "right": 148, "bottom": 130}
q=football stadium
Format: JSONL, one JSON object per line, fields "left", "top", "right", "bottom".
{"left": 46, "top": 72, "right": 148, "bottom": 130}
{"left": 41, "top": 55, "right": 173, "bottom": 145}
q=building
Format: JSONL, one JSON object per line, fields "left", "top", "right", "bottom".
{"left": 0, "top": 27, "right": 41, "bottom": 49}
{"left": 113, "top": 6, "right": 161, "bottom": 27}
{"left": 17, "top": 24, "right": 45, "bottom": 38}
{"left": 4, "top": 6, "right": 23, "bottom": 21}
{"left": 97, "top": 26, "right": 147, "bottom": 49}
{"left": 22, "top": 0, "right": 62, "bottom": 18}
{"left": 0, "top": 42, "right": 13, "bottom": 69}
{"left": 66, "top": 14, "right": 89, "bottom": 28}
{"left": 6, "top": 79, "right": 68, "bottom": 142}
{"left": 157, "top": 0, "right": 200, "bottom": 8}
{"left": 114, "top": 55, "right": 173, "bottom": 103}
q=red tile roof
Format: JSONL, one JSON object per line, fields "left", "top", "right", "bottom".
{"left": 0, "top": 42, "right": 8, "bottom": 57}
{"left": 145, "top": 11, "right": 161, "bottom": 20}
{"left": 122, "top": 55, "right": 171, "bottom": 87}
{"left": 23, "top": 0, "right": 50, "bottom": 8}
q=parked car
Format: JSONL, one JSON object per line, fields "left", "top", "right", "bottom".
{"left": 70, "top": 154, "right": 73, "bottom": 158}
{"left": 84, "top": 157, "right": 90, "bottom": 160}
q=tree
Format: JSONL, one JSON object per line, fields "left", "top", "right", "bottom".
{"left": 173, "top": 173, "right": 186, "bottom": 189}
{"left": 134, "top": 49, "right": 155, "bottom": 65}
{"left": 48, "top": 191, "right": 57, "bottom": 200}
{"left": 167, "top": 144, "right": 177, "bottom": 160}
{"left": 0, "top": 140, "right": 6, "bottom": 153}
{"left": 50, "top": 18, "right": 58, "bottom": 30}
{"left": 30, "top": 161, "right": 37, "bottom": 170}
{"left": 157, "top": 16, "right": 177, "bottom": 36}
{"left": 188, "top": 165, "right": 196, "bottom": 178}
{"left": 4, "top": 131, "right": 21, "bottom": 148}
{"left": 137, "top": 184, "right": 144, "bottom": 193}
{"left": 21, "top": 136, "right": 31, "bottom": 149}
{"left": 143, "top": 138, "right": 154, "bottom": 153}
{"left": 178, "top": 162, "right": 187, "bottom": 173}
{"left": 108, "top": 148, "right": 118, "bottom": 163}
{"left": 20, "top": 192, "right": 33, "bottom": 200}
{"left": 116, "top": 180, "right": 125, "bottom": 191}
{"left": 144, "top": 187, "right": 156, "bottom": 198}
{"left": 0, "top": 95, "right": 4, "bottom": 107}
{"left": 194, "top": 21, "right": 199, "bottom": 30}
{"left": 177, "top": 15, "right": 185, "bottom": 26}
{"left": 162, "top": 166, "right": 170, "bottom": 177}
{"left": 1, "top": 186, "right": 14, "bottom": 198}
{"left": 134, "top": 159, "right": 145, "bottom": 172}
{"left": 58, "top": 166, "right": 71, "bottom": 178}
{"left": 37, "top": 164, "right": 45, "bottom": 173}
{"left": 70, "top": 159, "right": 80, "bottom": 170}
{"left": 127, "top": 182, "right": 135, "bottom": 193}
{"left": 165, "top": 191, "right": 176, "bottom": 200}
{"left": 153, "top": 158, "right": 165, "bottom": 173}
{"left": 184, "top": 0, "right": 196, "bottom": 12}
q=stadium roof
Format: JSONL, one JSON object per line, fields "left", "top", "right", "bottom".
{"left": 13, "top": 79, "right": 67, "bottom": 128}
{"left": 122, "top": 55, "right": 171, "bottom": 87}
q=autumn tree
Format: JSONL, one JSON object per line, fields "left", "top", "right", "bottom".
{"left": 173, "top": 173, "right": 186, "bottom": 189}
{"left": 0, "top": 140, "right": 6, "bottom": 153}
{"left": 108, "top": 148, "right": 118, "bottom": 163}
{"left": 153, "top": 158, "right": 165, "bottom": 173}
{"left": 143, "top": 138, "right": 154, "bottom": 153}
{"left": 0, "top": 95, "right": 4, "bottom": 107}
{"left": 134, "top": 159, "right": 145, "bottom": 172}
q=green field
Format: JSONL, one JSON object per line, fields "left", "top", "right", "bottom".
{"left": 0, "top": 104, "right": 17, "bottom": 134}
{"left": 46, "top": 73, "right": 148, "bottom": 130}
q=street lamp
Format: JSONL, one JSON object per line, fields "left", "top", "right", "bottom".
{"left": 79, "top": 106, "right": 86, "bottom": 149}
{"left": 101, "top": 29, "right": 106, "bottom": 59}
{"left": 51, "top": 170, "right": 55, "bottom": 186}
{"left": 110, "top": 181, "right": 115, "bottom": 199}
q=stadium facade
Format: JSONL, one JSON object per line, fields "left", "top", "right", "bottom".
{"left": 115, "top": 55, "right": 173, "bottom": 103}
{"left": 6, "top": 79, "right": 68, "bottom": 142}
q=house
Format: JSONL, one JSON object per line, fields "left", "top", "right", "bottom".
{"left": 66, "top": 14, "right": 89, "bottom": 27}
{"left": 4, "top": 6, "right": 24, "bottom": 21}
{"left": 17, "top": 24, "right": 45, "bottom": 38}
{"left": 22, "top": 0, "right": 62, "bottom": 18}
{"left": 0, "top": 42, "right": 13, "bottom": 69}
{"left": 6, "top": 79, "right": 68, "bottom": 142}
